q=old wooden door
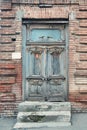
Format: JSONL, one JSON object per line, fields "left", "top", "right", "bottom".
{"left": 23, "top": 23, "right": 68, "bottom": 102}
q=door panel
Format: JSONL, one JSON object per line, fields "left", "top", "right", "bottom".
{"left": 26, "top": 46, "right": 66, "bottom": 101}
{"left": 24, "top": 24, "right": 67, "bottom": 101}
{"left": 26, "top": 47, "right": 45, "bottom": 101}
{"left": 27, "top": 24, "right": 65, "bottom": 43}
{"left": 47, "top": 47, "right": 66, "bottom": 101}
{"left": 52, "top": 52, "right": 60, "bottom": 75}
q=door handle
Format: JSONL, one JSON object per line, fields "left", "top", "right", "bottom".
{"left": 26, "top": 76, "right": 45, "bottom": 81}
{"left": 46, "top": 76, "right": 65, "bottom": 81}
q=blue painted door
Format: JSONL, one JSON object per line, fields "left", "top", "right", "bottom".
{"left": 23, "top": 24, "right": 68, "bottom": 101}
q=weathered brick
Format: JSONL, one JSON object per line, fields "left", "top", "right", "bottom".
{"left": 75, "top": 70, "right": 87, "bottom": 76}
{"left": 0, "top": 93, "right": 16, "bottom": 102}
{"left": 0, "top": 105, "right": 4, "bottom": 113}
{"left": 79, "top": 0, "right": 87, "bottom": 5}
{"left": 0, "top": 52, "right": 12, "bottom": 60}
{"left": 12, "top": 0, "right": 79, "bottom": 4}
{"left": 76, "top": 62, "right": 87, "bottom": 69}
{"left": 0, "top": 69, "right": 16, "bottom": 76}
{"left": 79, "top": 86, "right": 87, "bottom": 93}
{"left": 24, "top": 6, "right": 68, "bottom": 19}
{"left": 1, "top": 2, "right": 12, "bottom": 10}
{"left": 75, "top": 77, "right": 87, "bottom": 85}
{"left": 79, "top": 53, "right": 87, "bottom": 61}
{"left": 79, "top": 20, "right": 87, "bottom": 27}
{"left": 75, "top": 94, "right": 87, "bottom": 102}
{"left": 0, "top": 20, "right": 13, "bottom": 27}
{"left": 0, "top": 28, "right": 15, "bottom": 35}
{"left": 71, "top": 102, "right": 87, "bottom": 112}
{"left": 15, "top": 64, "right": 22, "bottom": 83}
{"left": 76, "top": 12, "right": 87, "bottom": 19}
{"left": 0, "top": 85, "right": 12, "bottom": 93}
{"left": 76, "top": 45, "right": 87, "bottom": 52}
{"left": 0, "top": 11, "right": 15, "bottom": 18}
{"left": 0, "top": 77, "right": 16, "bottom": 84}
{"left": 79, "top": 5, "right": 87, "bottom": 11}
{"left": 0, "top": 36, "right": 12, "bottom": 43}
{"left": 0, "top": 63, "right": 15, "bottom": 69}
{"left": 75, "top": 28, "right": 87, "bottom": 35}
{"left": 79, "top": 36, "right": 87, "bottom": 44}
{"left": 0, "top": 44, "right": 15, "bottom": 52}
{"left": 69, "top": 92, "right": 78, "bottom": 102}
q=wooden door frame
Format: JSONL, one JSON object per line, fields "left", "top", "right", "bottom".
{"left": 22, "top": 19, "right": 69, "bottom": 101}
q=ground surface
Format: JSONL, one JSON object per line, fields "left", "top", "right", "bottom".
{"left": 0, "top": 113, "right": 87, "bottom": 130}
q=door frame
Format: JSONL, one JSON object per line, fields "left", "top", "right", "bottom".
{"left": 22, "top": 19, "right": 69, "bottom": 101}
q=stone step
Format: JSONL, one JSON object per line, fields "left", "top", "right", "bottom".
{"left": 17, "top": 111, "right": 71, "bottom": 122}
{"left": 14, "top": 122, "right": 71, "bottom": 129}
{"left": 18, "top": 101, "right": 71, "bottom": 112}
{"left": 13, "top": 101, "right": 71, "bottom": 129}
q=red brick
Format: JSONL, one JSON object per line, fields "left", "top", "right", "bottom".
{"left": 0, "top": 69, "right": 16, "bottom": 76}
{"left": 75, "top": 28, "right": 87, "bottom": 35}
{"left": 75, "top": 94, "right": 87, "bottom": 102}
{"left": 0, "top": 11, "right": 15, "bottom": 18}
{"left": 79, "top": 5, "right": 87, "bottom": 11}
{"left": 76, "top": 62, "right": 87, "bottom": 69}
{"left": 24, "top": 6, "right": 68, "bottom": 19}
{"left": 72, "top": 102, "right": 87, "bottom": 112}
{"left": 69, "top": 92, "right": 77, "bottom": 102}
{"left": 79, "top": 36, "right": 87, "bottom": 44}
{"left": 0, "top": 53, "right": 12, "bottom": 60}
{"left": 0, "top": 85, "right": 12, "bottom": 93}
{"left": 0, "top": 93, "right": 16, "bottom": 102}
{"left": 74, "top": 70, "right": 87, "bottom": 76}
{"left": 69, "top": 92, "right": 87, "bottom": 103}
{"left": 79, "top": 86, "right": 87, "bottom": 94}
{"left": 0, "top": 28, "right": 15, "bottom": 35}
{"left": 0, "top": 44, "right": 15, "bottom": 52}
{"left": 12, "top": 0, "right": 79, "bottom": 4}
{"left": 0, "top": 20, "right": 13, "bottom": 27}
{"left": 76, "top": 45, "right": 87, "bottom": 52}
{"left": 79, "top": 20, "right": 87, "bottom": 27}
{"left": 75, "top": 77, "right": 87, "bottom": 85}
{"left": 76, "top": 12, "right": 87, "bottom": 19}
{"left": 0, "top": 63, "right": 15, "bottom": 69}
{"left": 0, "top": 77, "right": 16, "bottom": 84}
{"left": 79, "top": 0, "right": 87, "bottom": 5}
{"left": 79, "top": 53, "right": 87, "bottom": 61}
{"left": 0, "top": 36, "right": 12, "bottom": 43}
{"left": 15, "top": 64, "right": 22, "bottom": 83}
{"left": 1, "top": 2, "right": 12, "bottom": 10}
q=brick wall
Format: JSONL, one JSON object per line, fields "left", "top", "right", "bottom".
{"left": 0, "top": 0, "right": 22, "bottom": 116}
{"left": 0, "top": 0, "right": 87, "bottom": 116}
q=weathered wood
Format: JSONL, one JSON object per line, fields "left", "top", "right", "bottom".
{"left": 24, "top": 23, "right": 67, "bottom": 101}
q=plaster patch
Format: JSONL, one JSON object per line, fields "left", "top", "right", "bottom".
{"left": 12, "top": 52, "right": 21, "bottom": 59}
{"left": 16, "top": 10, "right": 25, "bottom": 21}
